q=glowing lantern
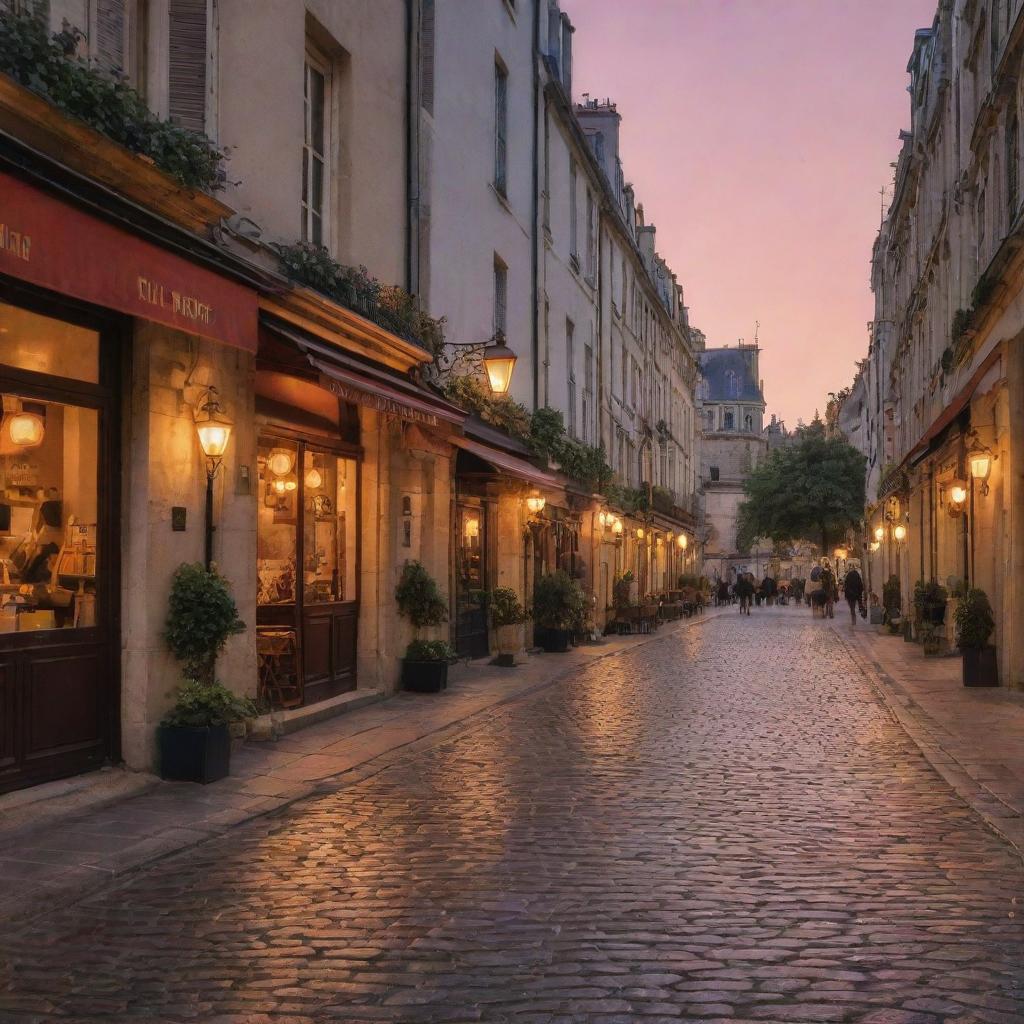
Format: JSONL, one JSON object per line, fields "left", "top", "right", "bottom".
{"left": 636, "top": 528, "right": 644, "bottom": 540}
{"left": 483, "top": 339, "right": 517, "bottom": 395}
{"left": 267, "top": 450, "right": 293, "bottom": 477}
{"left": 526, "top": 492, "right": 545, "bottom": 515}
{"left": 893, "top": 524, "right": 907, "bottom": 543}
{"left": 272, "top": 479, "right": 287, "bottom": 496}
{"left": 677, "top": 534, "right": 688, "bottom": 549}
{"left": 874, "top": 526, "right": 885, "bottom": 542}
{"left": 612, "top": 519, "right": 624, "bottom": 535}
{"left": 7, "top": 412, "right": 44, "bottom": 447}
{"left": 970, "top": 451, "right": 992, "bottom": 482}
{"left": 305, "top": 468, "right": 323, "bottom": 490}
{"left": 949, "top": 482, "right": 968, "bottom": 506}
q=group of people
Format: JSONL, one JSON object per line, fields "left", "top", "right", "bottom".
{"left": 713, "top": 561, "right": 866, "bottom": 626}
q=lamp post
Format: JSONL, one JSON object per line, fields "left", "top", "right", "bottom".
{"left": 194, "top": 388, "right": 233, "bottom": 570}
{"left": 434, "top": 332, "right": 518, "bottom": 396}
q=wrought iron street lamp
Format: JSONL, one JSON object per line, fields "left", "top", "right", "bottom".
{"left": 194, "top": 388, "right": 233, "bottom": 569}
{"left": 482, "top": 338, "right": 517, "bottom": 396}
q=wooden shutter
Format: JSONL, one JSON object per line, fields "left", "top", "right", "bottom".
{"left": 420, "top": 0, "right": 434, "bottom": 115}
{"left": 95, "top": 0, "right": 125, "bottom": 74}
{"left": 168, "top": 0, "right": 207, "bottom": 133}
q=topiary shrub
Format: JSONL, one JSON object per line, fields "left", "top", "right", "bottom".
{"left": 395, "top": 560, "right": 448, "bottom": 631}
{"left": 532, "top": 571, "right": 586, "bottom": 631}
{"left": 489, "top": 587, "right": 527, "bottom": 627}
{"left": 165, "top": 563, "right": 246, "bottom": 684}
{"left": 954, "top": 586, "right": 995, "bottom": 649}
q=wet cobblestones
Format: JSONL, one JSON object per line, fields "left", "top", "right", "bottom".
{"left": 1, "top": 610, "right": 1023, "bottom": 1022}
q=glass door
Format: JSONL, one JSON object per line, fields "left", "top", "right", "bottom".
{"left": 257, "top": 437, "right": 359, "bottom": 707}
{"left": 454, "top": 503, "right": 488, "bottom": 659}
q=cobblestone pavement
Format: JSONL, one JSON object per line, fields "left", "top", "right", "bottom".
{"left": 2, "top": 609, "right": 1024, "bottom": 1024}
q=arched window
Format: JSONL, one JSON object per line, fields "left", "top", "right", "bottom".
{"left": 724, "top": 410, "right": 735, "bottom": 431}
{"left": 744, "top": 413, "right": 753, "bottom": 432}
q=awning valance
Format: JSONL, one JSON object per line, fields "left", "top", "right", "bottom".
{"left": 451, "top": 436, "right": 560, "bottom": 488}
{"left": 261, "top": 316, "right": 465, "bottom": 427}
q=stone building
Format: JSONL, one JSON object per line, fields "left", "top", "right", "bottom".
{"left": 0, "top": 0, "right": 704, "bottom": 794}
{"left": 698, "top": 341, "right": 768, "bottom": 582}
{"left": 861, "top": 0, "right": 1024, "bottom": 686}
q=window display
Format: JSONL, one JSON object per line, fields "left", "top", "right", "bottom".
{"left": 0, "top": 395, "right": 99, "bottom": 632}
{"left": 302, "top": 450, "right": 357, "bottom": 603}
{"left": 257, "top": 441, "right": 357, "bottom": 608}
{"left": 257, "top": 441, "right": 298, "bottom": 605}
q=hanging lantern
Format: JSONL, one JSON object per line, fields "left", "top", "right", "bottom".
{"left": 526, "top": 491, "right": 546, "bottom": 515}
{"left": 893, "top": 524, "right": 907, "bottom": 543}
{"left": 612, "top": 519, "right": 624, "bottom": 535}
{"left": 874, "top": 525, "right": 885, "bottom": 542}
{"left": 834, "top": 546, "right": 848, "bottom": 561}
{"left": 305, "top": 467, "right": 323, "bottom": 490}
{"left": 482, "top": 339, "right": 518, "bottom": 395}
{"left": 284, "top": 478, "right": 297, "bottom": 492}
{"left": 677, "top": 534, "right": 687, "bottom": 549}
{"left": 272, "top": 479, "right": 287, "bottom": 496}
{"left": 969, "top": 450, "right": 992, "bottom": 482}
{"left": 267, "top": 450, "right": 293, "bottom": 477}
{"left": 948, "top": 481, "right": 968, "bottom": 507}
{"left": 7, "top": 411, "right": 44, "bottom": 447}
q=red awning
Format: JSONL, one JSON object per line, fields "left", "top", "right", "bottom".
{"left": 0, "top": 171, "right": 257, "bottom": 351}
{"left": 451, "top": 436, "right": 561, "bottom": 487}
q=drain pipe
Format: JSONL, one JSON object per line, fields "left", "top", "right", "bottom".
{"left": 530, "top": 0, "right": 541, "bottom": 409}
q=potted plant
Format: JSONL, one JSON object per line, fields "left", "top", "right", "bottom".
{"left": 955, "top": 585, "right": 998, "bottom": 686}
{"left": 914, "top": 578, "right": 948, "bottom": 626}
{"left": 920, "top": 621, "right": 943, "bottom": 656}
{"left": 402, "top": 638, "right": 456, "bottom": 691}
{"left": 613, "top": 570, "right": 635, "bottom": 613}
{"left": 882, "top": 574, "right": 902, "bottom": 635}
{"left": 489, "top": 586, "right": 526, "bottom": 667}
{"left": 868, "top": 592, "right": 884, "bottom": 625}
{"left": 159, "top": 563, "right": 251, "bottom": 784}
{"left": 395, "top": 560, "right": 451, "bottom": 692}
{"left": 532, "top": 570, "right": 585, "bottom": 652}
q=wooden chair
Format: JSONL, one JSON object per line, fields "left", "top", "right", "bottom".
{"left": 257, "top": 628, "right": 303, "bottom": 709}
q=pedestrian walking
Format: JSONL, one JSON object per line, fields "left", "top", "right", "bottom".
{"left": 842, "top": 566, "right": 865, "bottom": 626}
{"left": 735, "top": 573, "right": 754, "bottom": 615}
{"left": 819, "top": 562, "right": 837, "bottom": 620}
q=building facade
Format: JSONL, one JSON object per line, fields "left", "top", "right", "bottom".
{"left": 0, "top": 0, "right": 704, "bottom": 795}
{"left": 861, "top": 0, "right": 1024, "bottom": 687}
{"left": 697, "top": 342, "right": 768, "bottom": 582}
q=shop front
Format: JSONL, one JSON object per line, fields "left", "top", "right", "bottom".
{"left": 0, "top": 166, "right": 259, "bottom": 793}
{"left": 256, "top": 313, "right": 465, "bottom": 703}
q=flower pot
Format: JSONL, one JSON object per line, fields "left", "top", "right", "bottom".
{"left": 903, "top": 619, "right": 914, "bottom": 642}
{"left": 401, "top": 658, "right": 448, "bottom": 693}
{"left": 962, "top": 645, "right": 999, "bottom": 687}
{"left": 538, "top": 628, "right": 570, "bottom": 653}
{"left": 925, "top": 602, "right": 947, "bottom": 625}
{"left": 495, "top": 618, "right": 524, "bottom": 667}
{"left": 869, "top": 607, "right": 884, "bottom": 625}
{"left": 159, "top": 723, "right": 231, "bottom": 784}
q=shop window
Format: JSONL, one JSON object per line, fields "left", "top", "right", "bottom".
{"left": 302, "top": 450, "right": 357, "bottom": 603}
{"left": 0, "top": 302, "right": 99, "bottom": 383}
{"left": 258, "top": 441, "right": 299, "bottom": 605}
{"left": 257, "top": 442, "right": 358, "bottom": 607}
{"left": 0, "top": 394, "right": 99, "bottom": 632}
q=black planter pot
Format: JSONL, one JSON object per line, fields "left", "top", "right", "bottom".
{"left": 159, "top": 723, "right": 231, "bottom": 784}
{"left": 402, "top": 658, "right": 448, "bottom": 693}
{"left": 962, "top": 645, "right": 999, "bottom": 687}
{"left": 539, "top": 628, "right": 570, "bottom": 653}
{"left": 925, "top": 602, "right": 947, "bottom": 625}
{"left": 903, "top": 619, "right": 914, "bottom": 642}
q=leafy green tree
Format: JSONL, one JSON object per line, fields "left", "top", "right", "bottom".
{"left": 736, "top": 422, "right": 865, "bottom": 554}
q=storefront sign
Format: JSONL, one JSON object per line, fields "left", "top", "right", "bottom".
{"left": 318, "top": 373, "right": 439, "bottom": 426}
{"left": 0, "top": 172, "right": 256, "bottom": 352}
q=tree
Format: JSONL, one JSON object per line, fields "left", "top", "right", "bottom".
{"left": 736, "top": 421, "right": 866, "bottom": 554}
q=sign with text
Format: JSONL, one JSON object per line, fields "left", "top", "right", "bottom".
{"left": 0, "top": 172, "right": 257, "bottom": 351}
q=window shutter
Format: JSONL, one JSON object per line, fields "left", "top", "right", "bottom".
{"left": 420, "top": 0, "right": 434, "bottom": 115}
{"left": 168, "top": 0, "right": 207, "bottom": 133}
{"left": 95, "top": 0, "right": 125, "bottom": 74}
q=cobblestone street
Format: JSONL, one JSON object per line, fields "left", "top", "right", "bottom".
{"left": 2, "top": 609, "right": 1024, "bottom": 1024}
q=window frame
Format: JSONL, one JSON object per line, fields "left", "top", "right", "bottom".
{"left": 494, "top": 58, "right": 509, "bottom": 197}
{"left": 302, "top": 48, "right": 331, "bottom": 248}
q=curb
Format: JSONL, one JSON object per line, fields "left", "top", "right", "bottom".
{"left": 2, "top": 608, "right": 724, "bottom": 931}
{"left": 832, "top": 626, "right": 1024, "bottom": 862}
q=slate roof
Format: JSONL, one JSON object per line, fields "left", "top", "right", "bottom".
{"left": 698, "top": 347, "right": 764, "bottom": 404}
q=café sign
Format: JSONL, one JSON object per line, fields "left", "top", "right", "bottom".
{"left": 0, "top": 172, "right": 256, "bottom": 352}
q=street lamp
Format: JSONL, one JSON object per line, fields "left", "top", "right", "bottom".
{"left": 893, "top": 524, "right": 907, "bottom": 543}
{"left": 874, "top": 525, "right": 885, "bottom": 543}
{"left": 194, "top": 388, "right": 233, "bottom": 569}
{"left": 482, "top": 338, "right": 518, "bottom": 395}
{"left": 525, "top": 491, "right": 546, "bottom": 516}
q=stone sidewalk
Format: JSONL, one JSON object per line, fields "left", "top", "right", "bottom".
{"left": 0, "top": 608, "right": 724, "bottom": 928}
{"left": 838, "top": 618, "right": 1024, "bottom": 856}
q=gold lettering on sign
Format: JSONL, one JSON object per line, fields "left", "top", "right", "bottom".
{"left": 0, "top": 223, "right": 31, "bottom": 262}
{"left": 318, "top": 374, "right": 439, "bottom": 426}
{"left": 137, "top": 276, "right": 215, "bottom": 326}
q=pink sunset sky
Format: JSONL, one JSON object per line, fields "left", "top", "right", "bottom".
{"left": 566, "top": 0, "right": 936, "bottom": 428}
